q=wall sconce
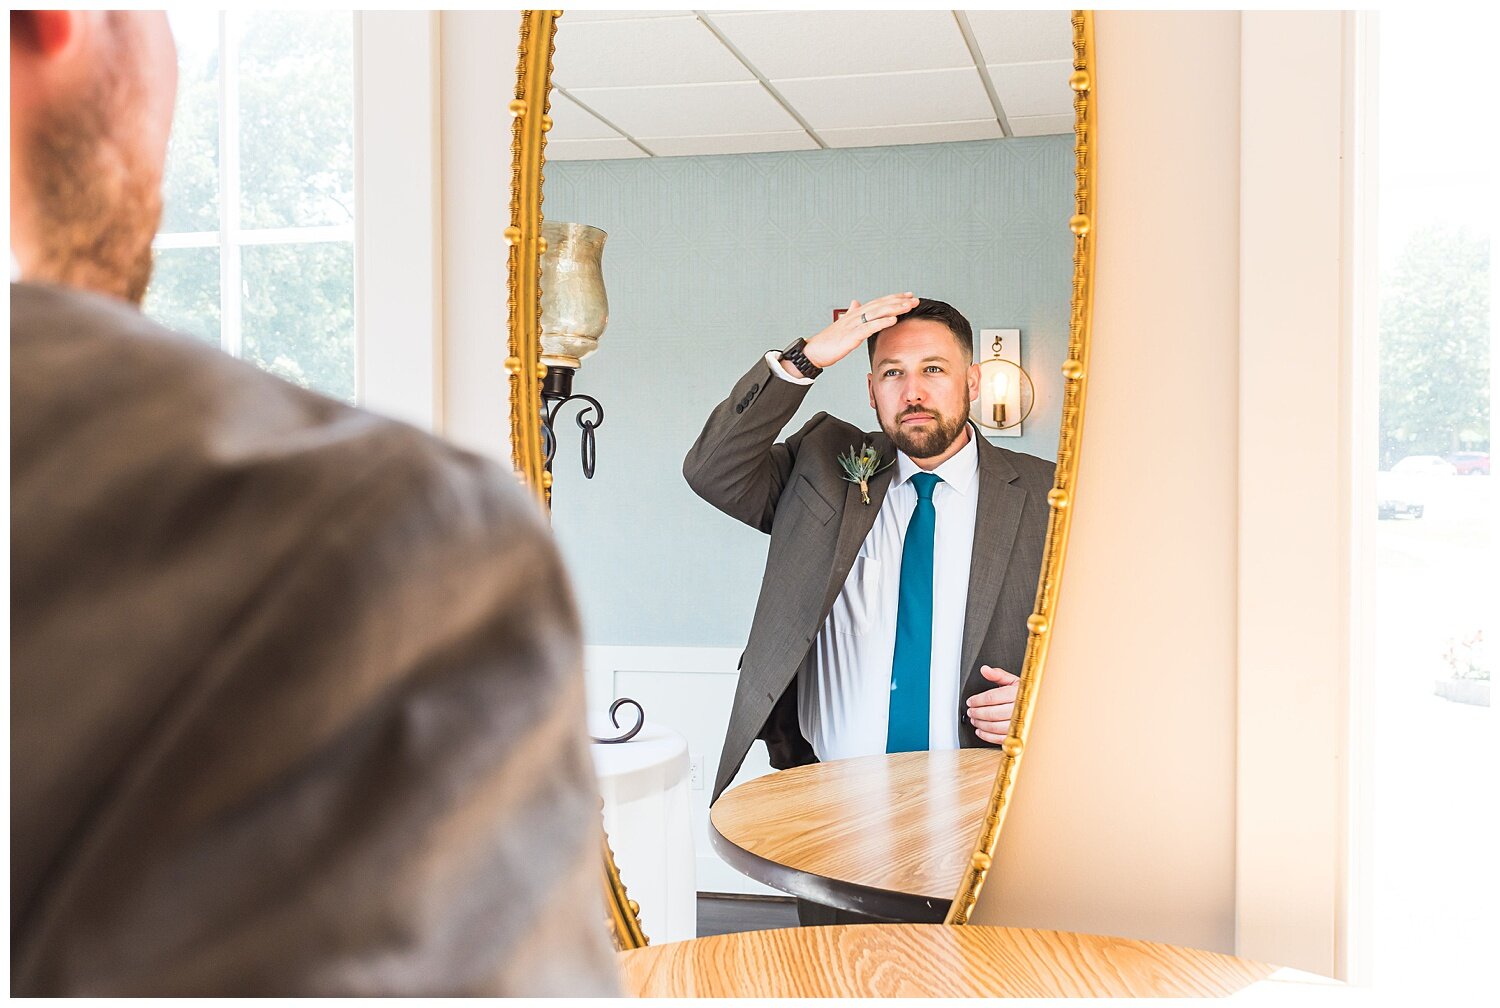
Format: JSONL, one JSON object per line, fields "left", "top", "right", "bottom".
{"left": 539, "top": 221, "right": 609, "bottom": 479}
{"left": 536, "top": 224, "right": 643, "bottom": 740}
{"left": 973, "top": 328, "right": 1034, "bottom": 436}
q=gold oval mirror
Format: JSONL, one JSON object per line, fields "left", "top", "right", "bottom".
{"left": 506, "top": 9, "right": 1094, "bottom": 950}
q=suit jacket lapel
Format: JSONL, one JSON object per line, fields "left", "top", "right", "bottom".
{"left": 960, "top": 437, "right": 1025, "bottom": 685}
{"left": 818, "top": 432, "right": 897, "bottom": 619}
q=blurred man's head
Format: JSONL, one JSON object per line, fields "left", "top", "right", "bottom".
{"left": 866, "top": 298, "right": 980, "bottom": 464}
{"left": 10, "top": 11, "right": 177, "bottom": 304}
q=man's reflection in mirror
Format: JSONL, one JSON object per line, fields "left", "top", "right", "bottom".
{"left": 684, "top": 296, "right": 1055, "bottom": 824}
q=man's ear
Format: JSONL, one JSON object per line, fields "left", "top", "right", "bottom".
{"left": 867, "top": 372, "right": 875, "bottom": 410}
{"left": 11, "top": 10, "right": 82, "bottom": 59}
{"left": 966, "top": 363, "right": 981, "bottom": 404}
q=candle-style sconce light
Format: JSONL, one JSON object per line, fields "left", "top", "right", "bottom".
{"left": 973, "top": 328, "right": 1034, "bottom": 435}
{"left": 539, "top": 221, "right": 609, "bottom": 478}
{"left": 536, "top": 223, "right": 646, "bottom": 743}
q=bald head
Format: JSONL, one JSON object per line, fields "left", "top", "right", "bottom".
{"left": 10, "top": 11, "right": 177, "bottom": 304}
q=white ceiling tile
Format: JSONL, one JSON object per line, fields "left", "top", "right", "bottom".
{"left": 546, "top": 138, "right": 649, "bottom": 162}
{"left": 552, "top": 15, "right": 753, "bottom": 88}
{"left": 963, "top": 10, "right": 1073, "bottom": 65}
{"left": 561, "top": 10, "right": 693, "bottom": 22}
{"left": 986, "top": 60, "right": 1074, "bottom": 118}
{"left": 548, "top": 91, "right": 623, "bottom": 141}
{"left": 642, "top": 131, "right": 819, "bottom": 157}
{"left": 820, "top": 119, "right": 1004, "bottom": 149}
{"left": 773, "top": 67, "right": 993, "bottom": 131}
{"left": 709, "top": 10, "right": 971, "bottom": 79}
{"left": 1008, "top": 113, "right": 1075, "bottom": 138}
{"left": 453, "top": 9, "right": 521, "bottom": 25}
{"left": 567, "top": 81, "right": 800, "bottom": 137}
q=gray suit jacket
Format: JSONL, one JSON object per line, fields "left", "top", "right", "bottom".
{"left": 685, "top": 358, "right": 1055, "bottom": 802}
{"left": 10, "top": 283, "right": 620, "bottom": 995}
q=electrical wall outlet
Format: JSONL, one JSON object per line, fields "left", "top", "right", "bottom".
{"left": 688, "top": 754, "right": 704, "bottom": 790}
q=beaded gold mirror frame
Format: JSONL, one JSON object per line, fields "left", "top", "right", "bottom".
{"left": 944, "top": 8, "right": 1095, "bottom": 923}
{"left": 505, "top": 8, "right": 1095, "bottom": 946}
{"left": 504, "top": 10, "right": 646, "bottom": 951}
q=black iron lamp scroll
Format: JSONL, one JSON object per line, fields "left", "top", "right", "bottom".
{"left": 590, "top": 697, "right": 645, "bottom": 745}
{"left": 541, "top": 371, "right": 604, "bottom": 479}
{"left": 539, "top": 221, "right": 609, "bottom": 480}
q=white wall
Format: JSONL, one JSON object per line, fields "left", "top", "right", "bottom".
{"left": 967, "top": 10, "right": 1243, "bottom": 954}
{"left": 356, "top": 12, "right": 443, "bottom": 430}
{"left": 1237, "top": 11, "right": 1359, "bottom": 979}
{"left": 439, "top": 11, "right": 518, "bottom": 460}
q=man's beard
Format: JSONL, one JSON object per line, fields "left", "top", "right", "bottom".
{"left": 19, "top": 44, "right": 163, "bottom": 305}
{"left": 882, "top": 403, "right": 969, "bottom": 459}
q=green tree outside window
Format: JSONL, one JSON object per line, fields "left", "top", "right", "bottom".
{"left": 146, "top": 12, "right": 355, "bottom": 403}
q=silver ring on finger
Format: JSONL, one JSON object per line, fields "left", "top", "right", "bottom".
{"left": 861, "top": 312, "right": 869, "bottom": 324}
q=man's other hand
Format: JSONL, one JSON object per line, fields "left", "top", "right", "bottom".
{"left": 966, "top": 664, "right": 1020, "bottom": 744}
{"left": 799, "top": 293, "right": 919, "bottom": 370}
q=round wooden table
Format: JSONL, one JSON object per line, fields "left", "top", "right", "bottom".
{"left": 618, "top": 924, "right": 1331, "bottom": 997}
{"left": 709, "top": 749, "right": 1003, "bottom": 921}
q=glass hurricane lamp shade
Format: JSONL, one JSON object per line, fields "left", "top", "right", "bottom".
{"left": 974, "top": 357, "right": 1035, "bottom": 431}
{"left": 539, "top": 221, "right": 609, "bottom": 374}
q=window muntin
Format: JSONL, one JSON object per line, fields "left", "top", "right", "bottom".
{"left": 147, "top": 11, "right": 355, "bottom": 402}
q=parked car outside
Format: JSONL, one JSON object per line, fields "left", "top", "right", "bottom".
{"left": 1446, "top": 451, "right": 1490, "bottom": 476}
{"left": 1377, "top": 454, "right": 1457, "bottom": 519}
{"left": 1391, "top": 454, "right": 1458, "bottom": 477}
{"left": 1377, "top": 470, "right": 1424, "bottom": 519}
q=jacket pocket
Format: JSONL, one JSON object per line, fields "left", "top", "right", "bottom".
{"left": 793, "top": 475, "right": 836, "bottom": 526}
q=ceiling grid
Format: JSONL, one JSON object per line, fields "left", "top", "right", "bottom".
{"left": 545, "top": 9, "right": 1074, "bottom": 161}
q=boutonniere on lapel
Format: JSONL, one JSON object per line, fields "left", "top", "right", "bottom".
{"left": 837, "top": 442, "right": 893, "bottom": 505}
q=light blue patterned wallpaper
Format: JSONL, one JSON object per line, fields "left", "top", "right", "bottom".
{"left": 546, "top": 135, "right": 1074, "bottom": 647}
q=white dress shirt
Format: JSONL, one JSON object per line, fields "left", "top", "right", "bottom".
{"left": 793, "top": 448, "right": 979, "bottom": 760}
{"left": 766, "top": 353, "right": 981, "bottom": 758}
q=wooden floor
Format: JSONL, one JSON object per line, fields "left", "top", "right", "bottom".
{"left": 696, "top": 893, "right": 799, "bottom": 938}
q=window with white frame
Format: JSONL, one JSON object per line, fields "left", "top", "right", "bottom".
{"left": 146, "top": 10, "right": 356, "bottom": 402}
{"left": 1366, "top": 9, "right": 1494, "bottom": 996}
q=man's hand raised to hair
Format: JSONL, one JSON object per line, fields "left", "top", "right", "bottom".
{"left": 966, "top": 664, "right": 1020, "bottom": 745}
{"left": 778, "top": 293, "right": 919, "bottom": 379}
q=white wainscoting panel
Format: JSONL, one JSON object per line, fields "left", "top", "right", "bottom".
{"left": 585, "top": 645, "right": 781, "bottom": 897}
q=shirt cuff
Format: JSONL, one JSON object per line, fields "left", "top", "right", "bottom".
{"left": 765, "top": 350, "right": 815, "bottom": 386}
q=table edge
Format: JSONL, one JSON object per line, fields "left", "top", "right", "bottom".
{"left": 707, "top": 819, "right": 952, "bottom": 922}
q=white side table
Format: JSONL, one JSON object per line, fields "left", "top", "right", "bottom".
{"left": 589, "top": 715, "right": 696, "bottom": 944}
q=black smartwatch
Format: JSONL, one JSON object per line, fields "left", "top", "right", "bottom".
{"left": 780, "top": 338, "right": 823, "bottom": 379}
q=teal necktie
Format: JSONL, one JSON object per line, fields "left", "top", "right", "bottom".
{"left": 888, "top": 471, "right": 941, "bottom": 753}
